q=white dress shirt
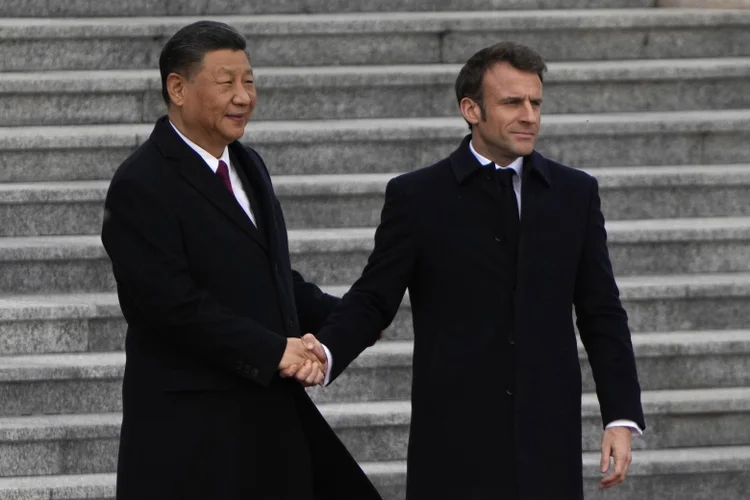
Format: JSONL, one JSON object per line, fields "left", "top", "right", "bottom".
{"left": 469, "top": 141, "right": 642, "bottom": 435}
{"left": 469, "top": 140, "right": 524, "bottom": 215}
{"left": 169, "top": 121, "right": 257, "bottom": 227}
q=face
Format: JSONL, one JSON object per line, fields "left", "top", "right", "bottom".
{"left": 460, "top": 62, "right": 543, "bottom": 166}
{"left": 168, "top": 49, "right": 256, "bottom": 155}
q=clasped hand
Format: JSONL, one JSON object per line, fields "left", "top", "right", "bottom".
{"left": 278, "top": 333, "right": 328, "bottom": 387}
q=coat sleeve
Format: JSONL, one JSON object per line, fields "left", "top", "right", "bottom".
{"left": 316, "top": 178, "right": 418, "bottom": 381}
{"left": 573, "top": 176, "right": 646, "bottom": 431}
{"left": 292, "top": 269, "right": 341, "bottom": 335}
{"left": 101, "top": 176, "right": 287, "bottom": 387}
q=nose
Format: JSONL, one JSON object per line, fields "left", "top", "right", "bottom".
{"left": 233, "top": 82, "right": 253, "bottom": 107}
{"left": 519, "top": 100, "right": 536, "bottom": 124}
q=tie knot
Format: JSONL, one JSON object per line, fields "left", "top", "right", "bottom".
{"left": 217, "top": 160, "right": 229, "bottom": 178}
{"left": 495, "top": 167, "right": 516, "bottom": 187}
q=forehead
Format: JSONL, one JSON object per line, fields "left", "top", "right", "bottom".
{"left": 199, "top": 49, "right": 252, "bottom": 73}
{"left": 482, "top": 62, "right": 542, "bottom": 96}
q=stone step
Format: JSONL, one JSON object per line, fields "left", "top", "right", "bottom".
{"left": 0, "top": 236, "right": 114, "bottom": 294}
{"left": 1, "top": 271, "right": 749, "bottom": 356}
{"left": 3, "top": 58, "right": 750, "bottom": 125}
{"left": 2, "top": 446, "right": 750, "bottom": 500}
{"left": 661, "top": 0, "right": 750, "bottom": 7}
{"left": 1, "top": 329, "right": 748, "bottom": 410}
{"left": 0, "top": 352, "right": 123, "bottom": 416}
{"left": 612, "top": 273, "right": 750, "bottom": 332}
{"left": 0, "top": 473, "right": 116, "bottom": 500}
{"left": 0, "top": 0, "right": 654, "bottom": 18}
{"left": 293, "top": 219, "right": 750, "bottom": 282}
{"left": 0, "top": 293, "right": 122, "bottom": 356}
{"left": 0, "top": 388, "right": 748, "bottom": 476}
{"left": 2, "top": 10, "right": 750, "bottom": 71}
{"left": 0, "top": 181, "right": 106, "bottom": 237}
{"left": 0, "top": 330, "right": 750, "bottom": 404}
{"left": 277, "top": 165, "right": 750, "bottom": 227}
{"left": 326, "top": 389, "right": 750, "bottom": 460}
{"left": 373, "top": 447, "right": 750, "bottom": 500}
{"left": 311, "top": 330, "right": 750, "bottom": 403}
{"left": 2, "top": 218, "right": 747, "bottom": 292}
{"left": 2, "top": 109, "right": 748, "bottom": 182}
{"left": 327, "top": 273, "right": 750, "bottom": 339}
{"left": 4, "top": 165, "right": 750, "bottom": 235}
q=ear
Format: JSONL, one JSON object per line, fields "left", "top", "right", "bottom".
{"left": 166, "top": 73, "right": 187, "bottom": 107}
{"left": 459, "top": 97, "right": 481, "bottom": 127}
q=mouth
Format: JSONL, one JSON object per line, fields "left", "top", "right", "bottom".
{"left": 226, "top": 114, "right": 247, "bottom": 123}
{"left": 511, "top": 132, "right": 536, "bottom": 140}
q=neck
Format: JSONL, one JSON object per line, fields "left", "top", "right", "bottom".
{"left": 168, "top": 110, "right": 224, "bottom": 158}
{"left": 470, "top": 136, "right": 516, "bottom": 168}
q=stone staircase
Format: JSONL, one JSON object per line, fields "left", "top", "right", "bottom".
{"left": 1, "top": 1, "right": 750, "bottom": 499}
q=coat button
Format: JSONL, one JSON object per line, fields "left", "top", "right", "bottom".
{"left": 251, "top": 368, "right": 259, "bottom": 378}
{"left": 494, "top": 235, "right": 503, "bottom": 242}
{"left": 243, "top": 364, "right": 253, "bottom": 375}
{"left": 506, "top": 389, "right": 514, "bottom": 396}
{"left": 287, "top": 319, "right": 293, "bottom": 329}
{"left": 508, "top": 336, "right": 515, "bottom": 345}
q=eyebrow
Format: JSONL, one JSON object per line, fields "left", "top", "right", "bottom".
{"left": 501, "top": 96, "right": 543, "bottom": 104}
{"left": 217, "top": 67, "right": 254, "bottom": 77}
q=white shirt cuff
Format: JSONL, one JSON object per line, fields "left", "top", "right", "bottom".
{"left": 321, "top": 343, "right": 333, "bottom": 387}
{"left": 606, "top": 419, "right": 643, "bottom": 435}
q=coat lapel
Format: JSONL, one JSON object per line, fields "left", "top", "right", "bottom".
{"left": 229, "top": 149, "right": 266, "bottom": 237}
{"left": 516, "top": 151, "right": 552, "bottom": 290}
{"left": 228, "top": 143, "right": 280, "bottom": 257}
{"left": 150, "top": 117, "right": 269, "bottom": 252}
{"left": 230, "top": 142, "right": 298, "bottom": 322}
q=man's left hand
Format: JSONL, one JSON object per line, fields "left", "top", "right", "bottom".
{"left": 599, "top": 426, "right": 632, "bottom": 489}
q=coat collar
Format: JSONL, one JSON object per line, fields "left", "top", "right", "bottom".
{"left": 449, "top": 134, "right": 551, "bottom": 187}
{"left": 149, "top": 116, "right": 269, "bottom": 252}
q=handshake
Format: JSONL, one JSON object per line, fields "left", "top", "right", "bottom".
{"left": 277, "top": 333, "right": 328, "bottom": 387}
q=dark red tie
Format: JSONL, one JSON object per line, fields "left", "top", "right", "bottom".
{"left": 216, "top": 160, "right": 234, "bottom": 194}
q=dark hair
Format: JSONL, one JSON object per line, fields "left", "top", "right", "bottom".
{"left": 455, "top": 42, "right": 547, "bottom": 129}
{"left": 159, "top": 21, "right": 248, "bottom": 105}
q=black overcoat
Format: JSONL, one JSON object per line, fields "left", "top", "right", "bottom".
{"left": 101, "top": 116, "right": 382, "bottom": 500}
{"left": 317, "top": 135, "right": 645, "bottom": 499}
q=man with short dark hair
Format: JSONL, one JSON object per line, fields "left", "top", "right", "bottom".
{"left": 101, "top": 20, "right": 381, "bottom": 500}
{"left": 315, "top": 41, "right": 646, "bottom": 499}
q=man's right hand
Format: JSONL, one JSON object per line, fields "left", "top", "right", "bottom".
{"left": 278, "top": 337, "right": 326, "bottom": 386}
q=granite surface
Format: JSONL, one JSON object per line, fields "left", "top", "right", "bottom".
{"left": 0, "top": 0, "right": 655, "bottom": 17}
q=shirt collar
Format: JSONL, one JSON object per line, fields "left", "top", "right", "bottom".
{"left": 169, "top": 120, "right": 230, "bottom": 173}
{"left": 469, "top": 140, "right": 523, "bottom": 178}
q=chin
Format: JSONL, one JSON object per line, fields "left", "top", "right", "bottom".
{"left": 224, "top": 127, "right": 246, "bottom": 141}
{"left": 514, "top": 147, "right": 534, "bottom": 157}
